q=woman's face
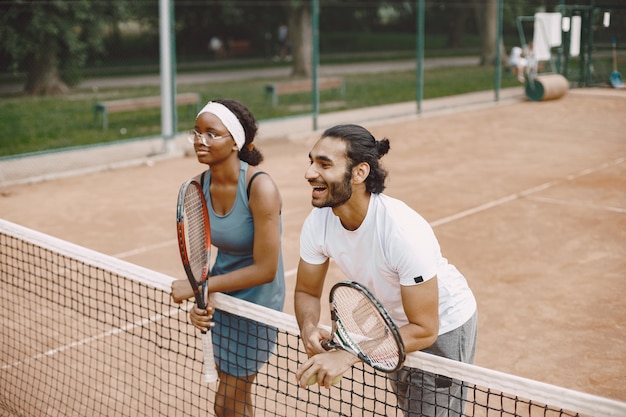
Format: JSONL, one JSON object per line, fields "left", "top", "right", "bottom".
{"left": 191, "top": 112, "right": 238, "bottom": 164}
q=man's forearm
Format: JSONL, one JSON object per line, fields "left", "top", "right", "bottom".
{"left": 294, "top": 290, "right": 322, "bottom": 332}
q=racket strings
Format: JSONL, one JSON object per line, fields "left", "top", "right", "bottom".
{"left": 332, "top": 287, "right": 402, "bottom": 371}
{"left": 353, "top": 297, "right": 388, "bottom": 339}
{"left": 183, "top": 186, "right": 210, "bottom": 280}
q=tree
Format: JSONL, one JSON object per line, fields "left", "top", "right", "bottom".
{"left": 472, "top": 0, "right": 500, "bottom": 65}
{"left": 286, "top": 1, "right": 312, "bottom": 77}
{"left": 445, "top": 3, "right": 472, "bottom": 49}
{"left": 0, "top": 1, "right": 131, "bottom": 95}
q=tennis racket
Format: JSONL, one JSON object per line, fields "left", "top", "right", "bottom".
{"left": 308, "top": 281, "right": 405, "bottom": 385}
{"left": 176, "top": 179, "right": 218, "bottom": 383}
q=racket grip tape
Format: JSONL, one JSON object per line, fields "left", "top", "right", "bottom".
{"left": 201, "top": 331, "right": 218, "bottom": 383}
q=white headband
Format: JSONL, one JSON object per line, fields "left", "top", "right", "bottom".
{"left": 197, "top": 101, "right": 246, "bottom": 150}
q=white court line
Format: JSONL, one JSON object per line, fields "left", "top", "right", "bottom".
{"left": 525, "top": 195, "right": 626, "bottom": 214}
{"left": 430, "top": 157, "right": 625, "bottom": 227}
{"left": 1, "top": 304, "right": 188, "bottom": 371}
{"left": 112, "top": 208, "right": 304, "bottom": 260}
{"left": 114, "top": 240, "right": 173, "bottom": 259}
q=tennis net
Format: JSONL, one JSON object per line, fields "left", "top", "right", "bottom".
{"left": 1, "top": 219, "right": 625, "bottom": 417}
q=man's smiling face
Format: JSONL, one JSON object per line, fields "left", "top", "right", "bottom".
{"left": 305, "top": 137, "right": 354, "bottom": 208}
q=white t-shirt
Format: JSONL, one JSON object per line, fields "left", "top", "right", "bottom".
{"left": 510, "top": 46, "right": 528, "bottom": 67}
{"left": 300, "top": 193, "right": 477, "bottom": 334}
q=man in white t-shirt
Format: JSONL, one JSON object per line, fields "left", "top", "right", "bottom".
{"left": 294, "top": 124, "right": 478, "bottom": 417}
{"left": 510, "top": 42, "right": 535, "bottom": 83}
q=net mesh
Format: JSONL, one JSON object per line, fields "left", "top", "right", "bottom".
{"left": 1, "top": 219, "right": 625, "bottom": 417}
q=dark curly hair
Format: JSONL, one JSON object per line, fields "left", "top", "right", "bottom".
{"left": 213, "top": 98, "right": 263, "bottom": 166}
{"left": 322, "top": 124, "right": 390, "bottom": 194}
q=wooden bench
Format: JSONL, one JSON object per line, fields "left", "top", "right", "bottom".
{"left": 227, "top": 40, "right": 253, "bottom": 57}
{"left": 264, "top": 77, "right": 345, "bottom": 107}
{"left": 94, "top": 92, "right": 201, "bottom": 130}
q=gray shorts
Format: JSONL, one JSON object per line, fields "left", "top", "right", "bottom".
{"left": 390, "top": 311, "right": 478, "bottom": 417}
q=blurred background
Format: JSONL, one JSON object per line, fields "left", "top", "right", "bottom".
{"left": 0, "top": 0, "right": 624, "bottom": 162}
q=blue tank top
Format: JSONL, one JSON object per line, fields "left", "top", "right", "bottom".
{"left": 202, "top": 161, "right": 285, "bottom": 312}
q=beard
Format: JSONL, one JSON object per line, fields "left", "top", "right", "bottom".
{"left": 312, "top": 169, "right": 353, "bottom": 208}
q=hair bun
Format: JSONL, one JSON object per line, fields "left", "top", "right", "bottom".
{"left": 376, "top": 138, "right": 391, "bottom": 157}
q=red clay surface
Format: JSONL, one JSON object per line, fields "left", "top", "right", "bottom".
{"left": 2, "top": 88, "right": 625, "bottom": 403}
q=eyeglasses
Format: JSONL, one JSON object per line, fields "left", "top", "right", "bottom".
{"left": 187, "top": 130, "right": 232, "bottom": 146}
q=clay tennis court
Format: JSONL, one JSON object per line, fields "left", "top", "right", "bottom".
{"left": 1, "top": 87, "right": 625, "bottom": 404}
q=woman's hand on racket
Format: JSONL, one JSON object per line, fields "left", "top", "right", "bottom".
{"left": 171, "top": 279, "right": 194, "bottom": 304}
{"left": 189, "top": 304, "right": 215, "bottom": 332}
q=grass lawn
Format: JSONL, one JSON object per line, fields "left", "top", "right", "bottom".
{"left": 0, "top": 65, "right": 520, "bottom": 158}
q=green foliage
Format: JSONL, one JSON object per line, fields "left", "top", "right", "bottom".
{"left": 0, "top": 0, "right": 133, "bottom": 89}
{"left": 0, "top": 95, "right": 156, "bottom": 156}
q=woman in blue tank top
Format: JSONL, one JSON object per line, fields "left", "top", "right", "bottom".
{"left": 171, "top": 99, "right": 285, "bottom": 417}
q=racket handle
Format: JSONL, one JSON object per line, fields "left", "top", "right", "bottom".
{"left": 321, "top": 339, "right": 332, "bottom": 351}
{"left": 201, "top": 330, "right": 218, "bottom": 383}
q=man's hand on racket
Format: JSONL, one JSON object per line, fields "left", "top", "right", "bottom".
{"left": 296, "top": 324, "right": 354, "bottom": 389}
{"left": 296, "top": 349, "right": 357, "bottom": 389}
{"left": 189, "top": 303, "right": 215, "bottom": 332}
{"left": 299, "top": 324, "right": 331, "bottom": 357}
